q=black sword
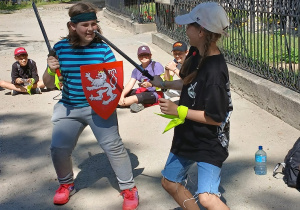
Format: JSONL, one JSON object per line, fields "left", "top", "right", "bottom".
{"left": 94, "top": 30, "right": 154, "bottom": 81}
{"left": 32, "top": 1, "right": 63, "bottom": 81}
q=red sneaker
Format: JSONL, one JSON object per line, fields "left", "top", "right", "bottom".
{"left": 120, "top": 186, "right": 139, "bottom": 210}
{"left": 53, "top": 183, "right": 75, "bottom": 205}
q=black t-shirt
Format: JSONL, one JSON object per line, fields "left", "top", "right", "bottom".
{"left": 11, "top": 59, "right": 39, "bottom": 84}
{"left": 171, "top": 54, "right": 232, "bottom": 167}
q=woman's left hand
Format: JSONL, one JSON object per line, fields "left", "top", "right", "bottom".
{"left": 158, "top": 98, "right": 178, "bottom": 115}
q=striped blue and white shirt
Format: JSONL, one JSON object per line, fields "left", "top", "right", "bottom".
{"left": 53, "top": 39, "right": 116, "bottom": 107}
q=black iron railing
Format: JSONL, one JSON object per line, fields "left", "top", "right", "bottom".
{"left": 156, "top": 0, "right": 300, "bottom": 92}
{"left": 105, "top": 0, "right": 155, "bottom": 23}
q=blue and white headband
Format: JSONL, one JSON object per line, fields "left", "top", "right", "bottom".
{"left": 70, "top": 12, "right": 98, "bottom": 23}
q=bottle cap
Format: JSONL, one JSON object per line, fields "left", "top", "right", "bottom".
{"left": 259, "top": 146, "right": 263, "bottom": 150}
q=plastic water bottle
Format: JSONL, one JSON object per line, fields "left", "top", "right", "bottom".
{"left": 22, "top": 78, "right": 30, "bottom": 86}
{"left": 255, "top": 146, "right": 267, "bottom": 175}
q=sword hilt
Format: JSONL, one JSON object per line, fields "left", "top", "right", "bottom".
{"left": 48, "top": 49, "right": 63, "bottom": 82}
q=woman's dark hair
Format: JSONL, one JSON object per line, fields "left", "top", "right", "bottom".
{"left": 62, "top": 2, "right": 102, "bottom": 47}
{"left": 180, "top": 23, "right": 221, "bottom": 85}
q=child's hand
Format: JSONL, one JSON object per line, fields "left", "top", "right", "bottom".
{"left": 165, "top": 61, "right": 177, "bottom": 72}
{"left": 15, "top": 78, "right": 23, "bottom": 84}
{"left": 158, "top": 98, "right": 178, "bottom": 116}
{"left": 140, "top": 81, "right": 152, "bottom": 88}
{"left": 47, "top": 56, "right": 60, "bottom": 71}
{"left": 118, "top": 96, "right": 125, "bottom": 106}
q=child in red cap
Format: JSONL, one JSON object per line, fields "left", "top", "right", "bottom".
{"left": 0, "top": 47, "right": 45, "bottom": 95}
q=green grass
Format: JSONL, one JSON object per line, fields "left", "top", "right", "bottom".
{"left": 222, "top": 27, "right": 299, "bottom": 89}
{"left": 125, "top": 2, "right": 155, "bottom": 23}
{"left": 224, "top": 27, "right": 299, "bottom": 65}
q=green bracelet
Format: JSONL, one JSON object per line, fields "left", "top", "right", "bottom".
{"left": 47, "top": 67, "right": 56, "bottom": 76}
{"left": 155, "top": 105, "right": 189, "bottom": 134}
{"left": 177, "top": 105, "right": 188, "bottom": 120}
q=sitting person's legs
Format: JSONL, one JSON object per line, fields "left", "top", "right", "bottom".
{"left": 0, "top": 79, "right": 45, "bottom": 95}
{"left": 121, "top": 89, "right": 157, "bottom": 106}
{"left": 120, "top": 90, "right": 158, "bottom": 113}
{"left": 37, "top": 80, "right": 45, "bottom": 89}
{"left": 136, "top": 91, "right": 157, "bottom": 104}
{"left": 0, "top": 80, "right": 27, "bottom": 92}
{"left": 131, "top": 92, "right": 157, "bottom": 112}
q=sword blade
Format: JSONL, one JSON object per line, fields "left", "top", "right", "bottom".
{"left": 32, "top": 2, "right": 52, "bottom": 52}
{"left": 31, "top": 1, "right": 63, "bottom": 82}
{"left": 94, "top": 30, "right": 154, "bottom": 81}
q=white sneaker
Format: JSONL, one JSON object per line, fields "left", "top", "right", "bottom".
{"left": 169, "top": 89, "right": 181, "bottom": 96}
{"left": 32, "top": 88, "right": 42, "bottom": 94}
{"left": 130, "top": 103, "right": 144, "bottom": 113}
{"left": 11, "top": 90, "right": 18, "bottom": 96}
{"left": 164, "top": 92, "right": 171, "bottom": 100}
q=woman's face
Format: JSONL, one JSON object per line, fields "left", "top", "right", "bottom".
{"left": 186, "top": 23, "right": 202, "bottom": 47}
{"left": 70, "top": 20, "right": 98, "bottom": 46}
{"left": 15, "top": 54, "right": 28, "bottom": 66}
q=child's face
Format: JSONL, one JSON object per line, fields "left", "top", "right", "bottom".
{"left": 15, "top": 54, "right": 28, "bottom": 66}
{"left": 186, "top": 23, "right": 202, "bottom": 47}
{"left": 138, "top": 53, "right": 152, "bottom": 64}
{"left": 70, "top": 20, "right": 98, "bottom": 46}
{"left": 173, "top": 50, "right": 187, "bottom": 63}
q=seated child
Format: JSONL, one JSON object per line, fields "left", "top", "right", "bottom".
{"left": 163, "top": 41, "right": 188, "bottom": 99}
{"left": 118, "top": 45, "right": 164, "bottom": 113}
{"left": 0, "top": 47, "right": 45, "bottom": 96}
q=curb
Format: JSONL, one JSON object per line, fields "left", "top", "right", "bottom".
{"left": 103, "top": 8, "right": 157, "bottom": 34}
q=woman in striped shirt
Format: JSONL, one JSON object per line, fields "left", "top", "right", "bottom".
{"left": 43, "top": 2, "right": 139, "bottom": 209}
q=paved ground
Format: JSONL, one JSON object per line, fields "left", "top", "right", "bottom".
{"left": 0, "top": 3, "right": 300, "bottom": 210}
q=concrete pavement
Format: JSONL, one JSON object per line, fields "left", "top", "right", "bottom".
{"left": 0, "top": 3, "right": 300, "bottom": 210}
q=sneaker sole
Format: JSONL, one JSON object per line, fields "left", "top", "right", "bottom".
{"left": 123, "top": 205, "right": 138, "bottom": 210}
{"left": 53, "top": 189, "right": 76, "bottom": 205}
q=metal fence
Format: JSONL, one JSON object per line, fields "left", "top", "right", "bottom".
{"left": 105, "top": 0, "right": 156, "bottom": 23}
{"left": 156, "top": 0, "right": 300, "bottom": 93}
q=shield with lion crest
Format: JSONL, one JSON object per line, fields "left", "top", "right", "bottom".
{"left": 80, "top": 61, "right": 123, "bottom": 119}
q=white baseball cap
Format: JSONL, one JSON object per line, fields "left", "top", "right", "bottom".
{"left": 175, "top": 2, "right": 229, "bottom": 36}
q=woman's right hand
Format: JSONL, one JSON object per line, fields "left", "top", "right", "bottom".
{"left": 47, "top": 56, "right": 60, "bottom": 71}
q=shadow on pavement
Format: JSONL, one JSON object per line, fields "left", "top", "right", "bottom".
{"left": 74, "top": 149, "right": 144, "bottom": 192}
{"left": 0, "top": 33, "right": 44, "bottom": 49}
